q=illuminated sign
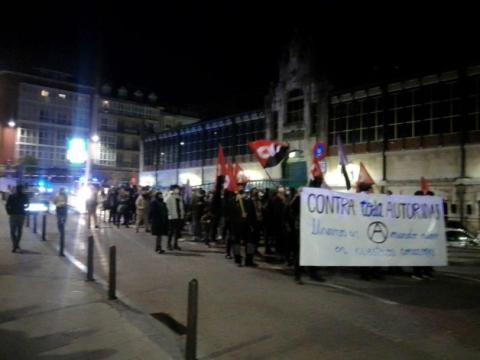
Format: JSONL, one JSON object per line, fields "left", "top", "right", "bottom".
{"left": 66, "top": 138, "right": 88, "bottom": 164}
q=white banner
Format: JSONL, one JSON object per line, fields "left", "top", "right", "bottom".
{"left": 300, "top": 188, "right": 447, "bottom": 266}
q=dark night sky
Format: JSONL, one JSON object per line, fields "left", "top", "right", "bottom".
{"left": 0, "top": 1, "right": 477, "bottom": 117}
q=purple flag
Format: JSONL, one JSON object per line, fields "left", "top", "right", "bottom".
{"left": 336, "top": 135, "right": 351, "bottom": 190}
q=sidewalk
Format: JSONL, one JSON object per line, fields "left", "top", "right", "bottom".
{"left": 0, "top": 206, "right": 183, "bottom": 360}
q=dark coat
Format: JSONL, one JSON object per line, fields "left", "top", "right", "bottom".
{"left": 149, "top": 199, "right": 169, "bottom": 236}
{"left": 6, "top": 192, "right": 29, "bottom": 216}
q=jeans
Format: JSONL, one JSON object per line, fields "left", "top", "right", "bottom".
{"left": 9, "top": 215, "right": 25, "bottom": 249}
{"left": 57, "top": 209, "right": 67, "bottom": 242}
{"left": 168, "top": 219, "right": 182, "bottom": 248}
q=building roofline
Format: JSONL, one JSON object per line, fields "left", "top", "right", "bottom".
{"left": 0, "top": 70, "right": 94, "bottom": 92}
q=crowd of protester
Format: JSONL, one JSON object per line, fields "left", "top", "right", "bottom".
{"left": 79, "top": 174, "right": 437, "bottom": 285}
{"left": 2, "top": 177, "right": 439, "bottom": 284}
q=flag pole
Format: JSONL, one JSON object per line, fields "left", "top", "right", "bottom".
{"left": 263, "top": 167, "right": 282, "bottom": 188}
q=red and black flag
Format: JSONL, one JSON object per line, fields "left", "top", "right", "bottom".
{"left": 248, "top": 140, "right": 289, "bottom": 168}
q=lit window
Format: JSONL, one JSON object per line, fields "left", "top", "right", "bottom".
{"left": 58, "top": 93, "right": 67, "bottom": 99}
{"left": 41, "top": 90, "right": 49, "bottom": 97}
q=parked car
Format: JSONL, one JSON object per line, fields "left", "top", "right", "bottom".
{"left": 446, "top": 228, "right": 480, "bottom": 248}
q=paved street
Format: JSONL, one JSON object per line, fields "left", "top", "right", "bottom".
{"left": 19, "top": 208, "right": 479, "bottom": 360}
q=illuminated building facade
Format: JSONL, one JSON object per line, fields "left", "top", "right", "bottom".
{"left": 141, "top": 40, "right": 480, "bottom": 231}
{"left": 0, "top": 69, "right": 198, "bottom": 185}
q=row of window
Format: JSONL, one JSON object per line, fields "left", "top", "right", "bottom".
{"left": 20, "top": 84, "right": 91, "bottom": 105}
{"left": 18, "top": 127, "right": 75, "bottom": 147}
{"left": 144, "top": 118, "right": 266, "bottom": 168}
{"left": 17, "top": 144, "right": 67, "bottom": 163}
{"left": 19, "top": 102, "right": 90, "bottom": 128}
{"left": 328, "top": 80, "right": 469, "bottom": 145}
{"left": 101, "top": 100, "right": 159, "bottom": 120}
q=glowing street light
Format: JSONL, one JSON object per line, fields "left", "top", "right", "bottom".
{"left": 91, "top": 134, "right": 100, "bottom": 143}
{"left": 8, "top": 120, "right": 15, "bottom": 128}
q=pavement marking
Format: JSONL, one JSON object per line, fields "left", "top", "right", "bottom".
{"left": 318, "top": 282, "right": 400, "bottom": 306}
{"left": 438, "top": 272, "right": 480, "bottom": 283}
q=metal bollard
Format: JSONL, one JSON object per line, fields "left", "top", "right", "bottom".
{"left": 86, "top": 236, "right": 94, "bottom": 281}
{"left": 33, "top": 213, "right": 37, "bottom": 234}
{"left": 42, "top": 214, "right": 47, "bottom": 241}
{"left": 108, "top": 246, "right": 117, "bottom": 300}
{"left": 185, "top": 279, "right": 199, "bottom": 360}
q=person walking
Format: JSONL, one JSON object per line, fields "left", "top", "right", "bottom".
{"left": 85, "top": 185, "right": 99, "bottom": 229}
{"left": 135, "top": 187, "right": 152, "bottom": 233}
{"left": 97, "top": 188, "right": 107, "bottom": 223}
{"left": 117, "top": 188, "right": 131, "bottom": 228}
{"left": 5, "top": 184, "right": 30, "bottom": 252}
{"left": 149, "top": 192, "right": 169, "bottom": 253}
{"left": 52, "top": 187, "right": 68, "bottom": 246}
{"left": 107, "top": 187, "right": 118, "bottom": 224}
{"left": 165, "top": 185, "right": 184, "bottom": 250}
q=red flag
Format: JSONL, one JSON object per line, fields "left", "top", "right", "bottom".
{"left": 216, "top": 144, "right": 226, "bottom": 177}
{"left": 310, "top": 159, "right": 323, "bottom": 180}
{"left": 224, "top": 163, "right": 238, "bottom": 193}
{"left": 233, "top": 163, "right": 241, "bottom": 179}
{"left": 356, "top": 161, "right": 375, "bottom": 189}
{"left": 420, "top": 177, "right": 429, "bottom": 194}
{"left": 234, "top": 163, "right": 249, "bottom": 184}
{"left": 248, "top": 140, "right": 289, "bottom": 168}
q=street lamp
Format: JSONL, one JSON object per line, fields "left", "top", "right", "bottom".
{"left": 8, "top": 120, "right": 15, "bottom": 128}
{"left": 91, "top": 134, "right": 100, "bottom": 143}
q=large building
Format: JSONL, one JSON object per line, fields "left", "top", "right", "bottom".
{"left": 140, "top": 39, "right": 480, "bottom": 231}
{"left": 92, "top": 84, "right": 198, "bottom": 184}
{"left": 0, "top": 69, "right": 198, "bottom": 186}
{"left": 0, "top": 69, "right": 93, "bottom": 180}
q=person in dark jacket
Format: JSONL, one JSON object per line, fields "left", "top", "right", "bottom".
{"left": 5, "top": 184, "right": 30, "bottom": 252}
{"left": 191, "top": 189, "right": 206, "bottom": 241}
{"left": 149, "top": 192, "right": 169, "bottom": 253}
{"left": 412, "top": 189, "right": 435, "bottom": 279}
{"left": 269, "top": 187, "right": 288, "bottom": 259}
{"left": 231, "top": 189, "right": 256, "bottom": 267}
{"left": 107, "top": 187, "right": 119, "bottom": 224}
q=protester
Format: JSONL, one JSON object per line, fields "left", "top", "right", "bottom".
{"left": 165, "top": 185, "right": 184, "bottom": 250}
{"left": 135, "top": 187, "right": 152, "bottom": 233}
{"left": 97, "top": 188, "right": 108, "bottom": 223}
{"left": 248, "top": 188, "right": 263, "bottom": 255}
{"left": 149, "top": 191, "right": 169, "bottom": 253}
{"left": 107, "top": 187, "right": 119, "bottom": 224}
{"left": 117, "top": 188, "right": 131, "bottom": 228}
{"left": 85, "top": 185, "right": 99, "bottom": 229}
{"left": 412, "top": 187, "right": 435, "bottom": 280}
{"left": 200, "top": 206, "right": 214, "bottom": 245}
{"left": 231, "top": 187, "right": 256, "bottom": 267}
{"left": 191, "top": 188, "right": 206, "bottom": 241}
{"left": 5, "top": 184, "right": 29, "bottom": 252}
{"left": 268, "top": 187, "right": 288, "bottom": 259}
{"left": 52, "top": 187, "right": 68, "bottom": 244}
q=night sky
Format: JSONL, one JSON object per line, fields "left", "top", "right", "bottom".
{"left": 0, "top": 1, "right": 477, "bottom": 117}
